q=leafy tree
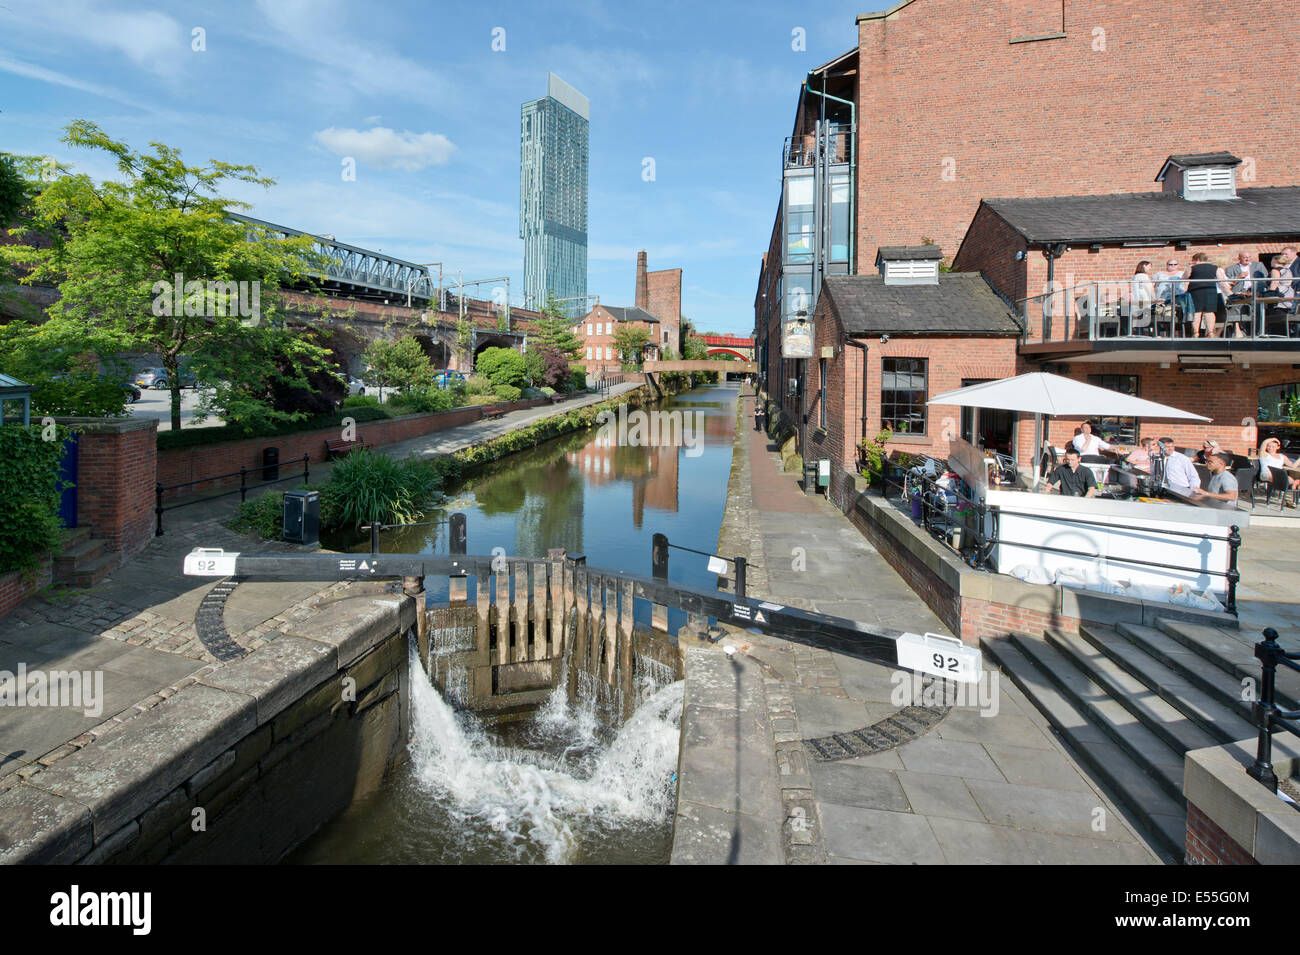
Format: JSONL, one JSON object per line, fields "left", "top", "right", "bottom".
{"left": 1, "top": 121, "right": 331, "bottom": 431}
{"left": 682, "top": 333, "right": 708, "bottom": 360}
{"left": 475, "top": 346, "right": 528, "bottom": 389}
{"left": 363, "top": 334, "right": 435, "bottom": 400}
{"left": 0, "top": 319, "right": 133, "bottom": 417}
{"left": 534, "top": 291, "right": 582, "bottom": 358}
{"left": 613, "top": 325, "right": 651, "bottom": 368}
{"left": 454, "top": 316, "right": 473, "bottom": 369}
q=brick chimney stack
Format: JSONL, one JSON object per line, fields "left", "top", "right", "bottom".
{"left": 635, "top": 250, "right": 648, "bottom": 310}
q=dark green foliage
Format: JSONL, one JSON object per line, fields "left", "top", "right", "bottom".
{"left": 492, "top": 383, "right": 522, "bottom": 402}
{"left": 327, "top": 449, "right": 442, "bottom": 528}
{"left": 0, "top": 425, "right": 70, "bottom": 574}
{"left": 156, "top": 404, "right": 389, "bottom": 451}
{"left": 475, "top": 347, "right": 528, "bottom": 389}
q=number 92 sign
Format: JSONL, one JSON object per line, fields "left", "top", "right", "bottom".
{"left": 896, "top": 631, "right": 982, "bottom": 684}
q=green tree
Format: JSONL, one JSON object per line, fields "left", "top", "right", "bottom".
{"left": 1, "top": 121, "right": 331, "bottom": 431}
{"left": 362, "top": 334, "right": 434, "bottom": 401}
{"left": 682, "top": 333, "right": 708, "bottom": 360}
{"left": 613, "top": 325, "right": 651, "bottom": 368}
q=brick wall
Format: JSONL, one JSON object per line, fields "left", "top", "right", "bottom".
{"left": 0, "top": 559, "right": 51, "bottom": 620}
{"left": 157, "top": 405, "right": 485, "bottom": 500}
{"left": 1185, "top": 802, "right": 1259, "bottom": 865}
{"left": 856, "top": 0, "right": 1300, "bottom": 263}
{"left": 810, "top": 296, "right": 1021, "bottom": 467}
{"left": 58, "top": 418, "right": 158, "bottom": 564}
{"left": 646, "top": 268, "right": 681, "bottom": 351}
{"left": 578, "top": 305, "right": 660, "bottom": 372}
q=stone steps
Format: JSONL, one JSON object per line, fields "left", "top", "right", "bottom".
{"left": 1155, "top": 618, "right": 1300, "bottom": 711}
{"left": 981, "top": 635, "right": 1187, "bottom": 862}
{"left": 52, "top": 527, "right": 114, "bottom": 587}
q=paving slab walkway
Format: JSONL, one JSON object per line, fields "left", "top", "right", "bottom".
{"left": 673, "top": 394, "right": 1163, "bottom": 865}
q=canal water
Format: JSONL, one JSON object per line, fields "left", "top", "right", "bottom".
{"left": 288, "top": 385, "right": 739, "bottom": 864}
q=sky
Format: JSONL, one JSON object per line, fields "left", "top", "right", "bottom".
{"left": 0, "top": 0, "right": 870, "bottom": 335}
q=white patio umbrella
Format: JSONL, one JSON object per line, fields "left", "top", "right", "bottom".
{"left": 927, "top": 372, "right": 1211, "bottom": 486}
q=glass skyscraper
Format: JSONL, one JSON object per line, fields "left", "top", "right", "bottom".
{"left": 520, "top": 73, "right": 589, "bottom": 315}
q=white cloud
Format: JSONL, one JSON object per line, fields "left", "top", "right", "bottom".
{"left": 312, "top": 127, "right": 457, "bottom": 172}
{"left": 14, "top": 1, "right": 185, "bottom": 75}
{"left": 253, "top": 0, "right": 449, "bottom": 100}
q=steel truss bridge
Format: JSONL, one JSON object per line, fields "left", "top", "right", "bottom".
{"left": 231, "top": 213, "right": 436, "bottom": 304}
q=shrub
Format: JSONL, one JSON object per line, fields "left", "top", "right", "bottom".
{"left": 398, "top": 387, "right": 456, "bottom": 415}
{"left": 465, "top": 375, "right": 494, "bottom": 396}
{"left": 569, "top": 367, "right": 588, "bottom": 393}
{"left": 475, "top": 347, "right": 528, "bottom": 390}
{"left": 227, "top": 491, "right": 285, "bottom": 539}
{"left": 492, "top": 383, "right": 521, "bottom": 402}
{"left": 521, "top": 387, "right": 544, "bottom": 399}
{"left": 858, "top": 428, "right": 893, "bottom": 480}
{"left": 540, "top": 386, "right": 556, "bottom": 397}
{"left": 343, "top": 394, "right": 380, "bottom": 408}
{"left": 0, "top": 424, "right": 71, "bottom": 574}
{"left": 327, "top": 449, "right": 442, "bottom": 528}
{"left": 466, "top": 394, "right": 498, "bottom": 406}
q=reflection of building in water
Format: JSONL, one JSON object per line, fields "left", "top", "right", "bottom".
{"left": 568, "top": 435, "right": 679, "bottom": 529}
{"left": 474, "top": 449, "right": 586, "bottom": 556}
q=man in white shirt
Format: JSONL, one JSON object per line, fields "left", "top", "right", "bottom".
{"left": 1071, "top": 421, "right": 1112, "bottom": 457}
{"left": 1157, "top": 437, "right": 1201, "bottom": 494}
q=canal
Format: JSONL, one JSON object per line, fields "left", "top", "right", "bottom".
{"left": 287, "top": 384, "right": 739, "bottom": 864}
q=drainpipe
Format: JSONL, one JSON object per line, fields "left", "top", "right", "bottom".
{"left": 843, "top": 336, "right": 869, "bottom": 457}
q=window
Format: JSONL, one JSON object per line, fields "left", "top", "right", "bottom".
{"left": 881, "top": 358, "right": 927, "bottom": 436}
{"left": 605, "top": 346, "right": 612, "bottom": 361}
{"left": 1259, "top": 383, "right": 1300, "bottom": 422}
{"left": 605, "top": 322, "right": 612, "bottom": 335}
{"left": 587, "top": 323, "right": 592, "bottom": 336}
{"left": 585, "top": 346, "right": 592, "bottom": 360}
{"left": 819, "top": 358, "right": 827, "bottom": 429}
{"left": 1087, "top": 374, "right": 1140, "bottom": 444}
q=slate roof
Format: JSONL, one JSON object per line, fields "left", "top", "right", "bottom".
{"left": 976, "top": 186, "right": 1300, "bottom": 245}
{"left": 875, "top": 245, "right": 943, "bottom": 262}
{"left": 1160, "top": 152, "right": 1242, "bottom": 172}
{"left": 572, "top": 305, "right": 660, "bottom": 325}
{"left": 821, "top": 273, "right": 1022, "bottom": 336}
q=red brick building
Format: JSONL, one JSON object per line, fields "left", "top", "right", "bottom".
{"left": 953, "top": 153, "right": 1300, "bottom": 460}
{"left": 579, "top": 250, "right": 682, "bottom": 373}
{"left": 756, "top": 0, "right": 1300, "bottom": 486}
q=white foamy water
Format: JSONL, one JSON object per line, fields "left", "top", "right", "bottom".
{"left": 405, "top": 641, "right": 684, "bottom": 864}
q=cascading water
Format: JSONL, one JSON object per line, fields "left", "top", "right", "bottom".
{"left": 405, "top": 640, "right": 683, "bottom": 864}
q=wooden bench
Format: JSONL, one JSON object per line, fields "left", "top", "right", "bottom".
{"left": 325, "top": 436, "right": 366, "bottom": 459}
{"left": 484, "top": 408, "right": 506, "bottom": 420}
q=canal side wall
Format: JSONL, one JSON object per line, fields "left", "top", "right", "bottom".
{"left": 0, "top": 593, "right": 415, "bottom": 864}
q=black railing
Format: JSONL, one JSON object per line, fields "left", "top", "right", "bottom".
{"left": 1248, "top": 628, "right": 1300, "bottom": 793}
{"left": 881, "top": 467, "right": 1241, "bottom": 614}
{"left": 155, "top": 454, "right": 310, "bottom": 536}
{"left": 653, "top": 532, "right": 746, "bottom": 598}
{"left": 358, "top": 513, "right": 467, "bottom": 556}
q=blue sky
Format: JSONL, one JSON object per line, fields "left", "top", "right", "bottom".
{"left": 0, "top": 0, "right": 867, "bottom": 335}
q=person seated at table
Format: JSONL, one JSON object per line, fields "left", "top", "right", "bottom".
{"left": 1193, "top": 451, "right": 1239, "bottom": 509}
{"left": 1258, "top": 437, "right": 1300, "bottom": 491}
{"left": 1193, "top": 438, "right": 1223, "bottom": 465}
{"left": 1131, "top": 261, "right": 1155, "bottom": 310}
{"left": 1071, "top": 420, "right": 1112, "bottom": 457}
{"left": 1156, "top": 259, "right": 1195, "bottom": 324}
{"left": 1268, "top": 250, "right": 1298, "bottom": 312}
{"left": 1126, "top": 436, "right": 1155, "bottom": 471}
{"left": 1157, "top": 437, "right": 1201, "bottom": 494}
{"left": 1045, "top": 447, "right": 1099, "bottom": 497}
{"left": 1227, "top": 251, "right": 1269, "bottom": 331}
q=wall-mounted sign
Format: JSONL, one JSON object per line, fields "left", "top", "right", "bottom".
{"left": 783, "top": 318, "right": 813, "bottom": 359}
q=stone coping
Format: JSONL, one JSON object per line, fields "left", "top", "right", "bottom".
{"left": 53, "top": 415, "right": 158, "bottom": 435}
{"left": 0, "top": 592, "right": 415, "bottom": 862}
{"left": 848, "top": 475, "right": 1235, "bottom": 631}
{"left": 1185, "top": 736, "right": 1300, "bottom": 864}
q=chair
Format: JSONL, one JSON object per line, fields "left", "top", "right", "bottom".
{"left": 1151, "top": 300, "right": 1175, "bottom": 337}
{"left": 1094, "top": 304, "right": 1121, "bottom": 338}
{"left": 993, "top": 452, "right": 1018, "bottom": 485}
{"left": 1262, "top": 465, "right": 1297, "bottom": 510}
{"left": 1222, "top": 301, "right": 1251, "bottom": 336}
{"left": 1123, "top": 303, "right": 1153, "bottom": 336}
{"left": 1194, "top": 463, "right": 1211, "bottom": 490}
{"left": 1039, "top": 445, "right": 1058, "bottom": 478}
{"left": 1235, "top": 458, "right": 1258, "bottom": 507}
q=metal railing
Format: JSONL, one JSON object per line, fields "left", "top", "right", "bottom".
{"left": 154, "top": 454, "right": 310, "bottom": 536}
{"left": 783, "top": 129, "right": 852, "bottom": 168}
{"left": 1018, "top": 274, "right": 1300, "bottom": 345}
{"left": 881, "top": 466, "right": 1241, "bottom": 614}
{"left": 653, "top": 532, "right": 746, "bottom": 598}
{"left": 1248, "top": 628, "right": 1300, "bottom": 793}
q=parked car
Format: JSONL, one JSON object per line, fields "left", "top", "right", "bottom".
{"left": 346, "top": 375, "right": 366, "bottom": 396}
{"left": 123, "top": 382, "right": 142, "bottom": 403}
{"left": 135, "top": 367, "right": 197, "bottom": 389}
{"left": 432, "top": 370, "right": 466, "bottom": 390}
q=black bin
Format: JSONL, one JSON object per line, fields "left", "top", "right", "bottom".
{"left": 283, "top": 489, "right": 320, "bottom": 545}
{"left": 262, "top": 446, "right": 280, "bottom": 482}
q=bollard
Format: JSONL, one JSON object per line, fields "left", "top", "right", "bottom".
{"left": 365, "top": 522, "right": 381, "bottom": 555}
{"left": 155, "top": 481, "right": 165, "bottom": 537}
{"left": 734, "top": 555, "right": 747, "bottom": 599}
{"left": 651, "top": 533, "right": 668, "bottom": 633}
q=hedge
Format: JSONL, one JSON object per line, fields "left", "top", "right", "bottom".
{"left": 157, "top": 405, "right": 391, "bottom": 451}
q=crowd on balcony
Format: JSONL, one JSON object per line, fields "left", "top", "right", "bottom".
{"left": 1127, "top": 248, "right": 1299, "bottom": 338}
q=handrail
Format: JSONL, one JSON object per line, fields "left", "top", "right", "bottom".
{"left": 1248, "top": 627, "right": 1300, "bottom": 793}
{"left": 882, "top": 467, "right": 1240, "bottom": 613}
{"left": 155, "top": 454, "right": 310, "bottom": 536}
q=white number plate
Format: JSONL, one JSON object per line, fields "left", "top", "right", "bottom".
{"left": 896, "top": 631, "right": 982, "bottom": 684}
{"left": 184, "top": 548, "right": 239, "bottom": 576}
